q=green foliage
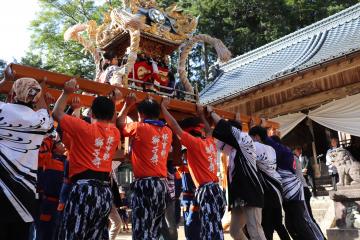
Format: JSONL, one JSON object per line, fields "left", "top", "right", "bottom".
{"left": 284, "top": 0, "right": 360, "bottom": 30}
{"left": 186, "top": 0, "right": 359, "bottom": 90}
{"left": 22, "top": 0, "right": 121, "bottom": 79}
{"left": 190, "top": 0, "right": 289, "bottom": 56}
{"left": 23, "top": 0, "right": 360, "bottom": 90}
{"left": 190, "top": 0, "right": 360, "bottom": 57}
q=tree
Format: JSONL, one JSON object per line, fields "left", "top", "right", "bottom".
{"left": 23, "top": 0, "right": 360, "bottom": 90}
{"left": 22, "top": 0, "right": 122, "bottom": 79}
{"left": 183, "top": 0, "right": 360, "bottom": 90}
{"left": 0, "top": 59, "right": 7, "bottom": 79}
{"left": 21, "top": 52, "right": 47, "bottom": 69}
{"left": 185, "top": 0, "right": 289, "bottom": 57}
{"left": 285, "top": 0, "right": 360, "bottom": 30}
{"left": 173, "top": 0, "right": 292, "bottom": 91}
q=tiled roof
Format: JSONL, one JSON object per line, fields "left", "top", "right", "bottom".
{"left": 200, "top": 3, "right": 360, "bottom": 104}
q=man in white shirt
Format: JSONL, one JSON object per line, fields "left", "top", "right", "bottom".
{"left": 326, "top": 137, "right": 340, "bottom": 190}
{"left": 210, "top": 117, "right": 265, "bottom": 240}
{"left": 249, "top": 127, "right": 291, "bottom": 240}
{"left": 0, "top": 78, "right": 53, "bottom": 240}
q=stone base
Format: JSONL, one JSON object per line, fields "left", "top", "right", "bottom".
{"left": 329, "top": 186, "right": 360, "bottom": 201}
{"left": 329, "top": 187, "right": 360, "bottom": 228}
{"left": 327, "top": 228, "right": 360, "bottom": 240}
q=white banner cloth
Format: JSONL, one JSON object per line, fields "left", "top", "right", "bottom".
{"left": 308, "top": 94, "right": 360, "bottom": 137}
{"left": 270, "top": 112, "right": 307, "bottom": 138}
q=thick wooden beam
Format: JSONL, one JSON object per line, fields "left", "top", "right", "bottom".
{"left": 0, "top": 64, "right": 279, "bottom": 128}
{"left": 255, "top": 81, "right": 360, "bottom": 118}
{"left": 2, "top": 64, "right": 229, "bottom": 117}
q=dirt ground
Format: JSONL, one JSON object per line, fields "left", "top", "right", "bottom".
{"left": 115, "top": 226, "right": 281, "bottom": 240}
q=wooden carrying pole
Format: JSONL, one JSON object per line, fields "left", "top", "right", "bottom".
{"left": 0, "top": 64, "right": 279, "bottom": 128}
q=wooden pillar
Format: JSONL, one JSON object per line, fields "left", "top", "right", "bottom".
{"left": 306, "top": 118, "right": 321, "bottom": 178}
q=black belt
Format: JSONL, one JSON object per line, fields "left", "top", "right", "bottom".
{"left": 71, "top": 170, "right": 110, "bottom": 183}
{"left": 134, "top": 176, "right": 167, "bottom": 181}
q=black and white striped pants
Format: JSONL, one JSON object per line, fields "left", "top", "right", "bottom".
{"left": 131, "top": 177, "right": 167, "bottom": 240}
{"left": 58, "top": 179, "right": 112, "bottom": 240}
{"left": 195, "top": 182, "right": 226, "bottom": 240}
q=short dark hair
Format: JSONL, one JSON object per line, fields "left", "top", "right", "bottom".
{"left": 91, "top": 96, "right": 115, "bottom": 121}
{"left": 228, "top": 120, "right": 242, "bottom": 131}
{"left": 102, "top": 51, "right": 118, "bottom": 71}
{"left": 137, "top": 99, "right": 160, "bottom": 119}
{"left": 103, "top": 51, "right": 117, "bottom": 61}
{"left": 179, "top": 117, "right": 203, "bottom": 137}
{"left": 249, "top": 126, "right": 268, "bottom": 142}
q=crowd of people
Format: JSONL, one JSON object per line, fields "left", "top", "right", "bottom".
{"left": 0, "top": 77, "right": 328, "bottom": 240}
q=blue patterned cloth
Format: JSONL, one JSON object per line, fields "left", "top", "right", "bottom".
{"left": 131, "top": 178, "right": 168, "bottom": 240}
{"left": 195, "top": 182, "right": 226, "bottom": 240}
{"left": 179, "top": 162, "right": 201, "bottom": 240}
{"left": 58, "top": 180, "right": 112, "bottom": 240}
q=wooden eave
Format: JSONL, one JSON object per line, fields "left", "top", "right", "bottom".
{"left": 101, "top": 30, "right": 182, "bottom": 57}
{"left": 213, "top": 50, "right": 360, "bottom": 119}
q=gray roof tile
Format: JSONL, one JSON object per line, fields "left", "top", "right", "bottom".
{"left": 200, "top": 3, "right": 360, "bottom": 104}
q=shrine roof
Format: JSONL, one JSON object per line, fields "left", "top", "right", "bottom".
{"left": 200, "top": 3, "right": 360, "bottom": 104}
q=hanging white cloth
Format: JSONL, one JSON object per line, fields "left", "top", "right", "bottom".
{"left": 270, "top": 112, "right": 307, "bottom": 138}
{"left": 269, "top": 94, "right": 360, "bottom": 138}
{"left": 308, "top": 94, "right": 360, "bottom": 137}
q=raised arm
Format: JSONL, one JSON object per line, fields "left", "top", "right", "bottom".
{"left": 35, "top": 79, "right": 55, "bottom": 111}
{"left": 161, "top": 97, "right": 183, "bottom": 139}
{"left": 206, "top": 105, "right": 240, "bottom": 149}
{"left": 108, "top": 88, "right": 123, "bottom": 124}
{"left": 196, "top": 103, "right": 212, "bottom": 136}
{"left": 53, "top": 78, "right": 78, "bottom": 122}
{"left": 67, "top": 96, "right": 81, "bottom": 117}
{"left": 116, "top": 93, "right": 136, "bottom": 130}
{"left": 206, "top": 105, "right": 222, "bottom": 125}
{"left": 57, "top": 96, "right": 81, "bottom": 139}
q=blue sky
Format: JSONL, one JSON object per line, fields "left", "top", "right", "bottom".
{"left": 0, "top": 0, "right": 39, "bottom": 62}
